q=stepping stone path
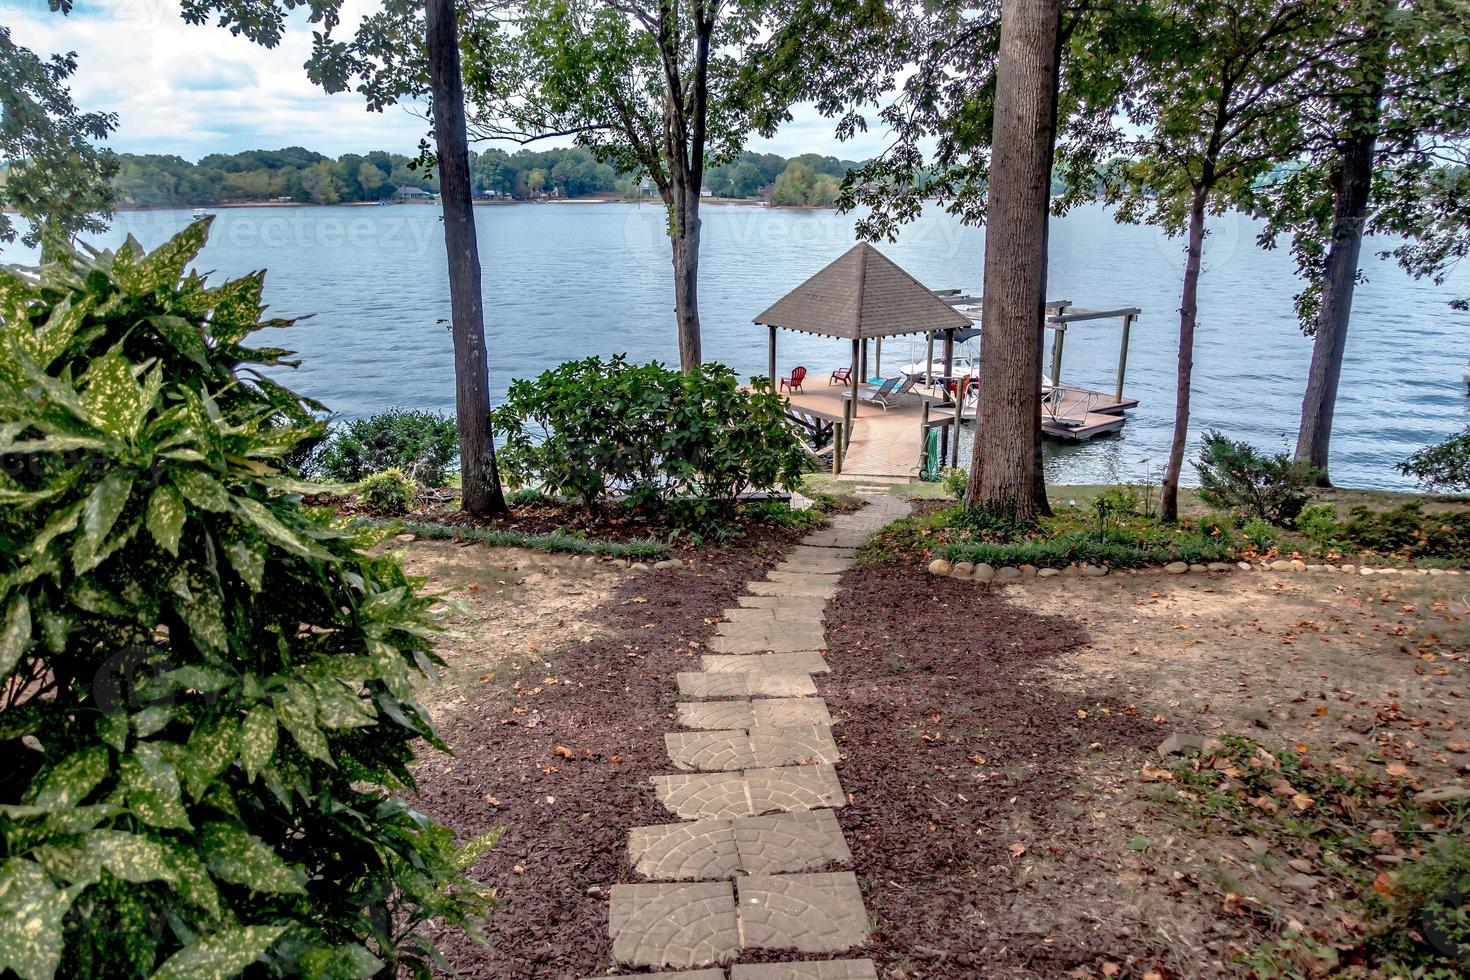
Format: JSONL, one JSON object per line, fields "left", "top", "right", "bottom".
{"left": 592, "top": 496, "right": 908, "bottom": 979}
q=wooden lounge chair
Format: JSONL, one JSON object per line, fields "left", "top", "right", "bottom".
{"left": 829, "top": 366, "right": 852, "bottom": 386}
{"left": 859, "top": 374, "right": 917, "bottom": 411}
{"left": 779, "top": 365, "right": 807, "bottom": 393}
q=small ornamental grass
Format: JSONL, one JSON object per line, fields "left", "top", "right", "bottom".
{"left": 0, "top": 220, "right": 494, "bottom": 979}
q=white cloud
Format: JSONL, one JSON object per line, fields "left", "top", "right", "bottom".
{"left": 5, "top": 0, "right": 429, "bottom": 157}
{"left": 5, "top": 0, "right": 897, "bottom": 162}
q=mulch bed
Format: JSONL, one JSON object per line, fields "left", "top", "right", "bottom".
{"left": 409, "top": 522, "right": 804, "bottom": 978}
{"left": 818, "top": 560, "right": 1166, "bottom": 978}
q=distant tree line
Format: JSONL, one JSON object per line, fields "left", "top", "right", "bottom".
{"left": 108, "top": 145, "right": 865, "bottom": 209}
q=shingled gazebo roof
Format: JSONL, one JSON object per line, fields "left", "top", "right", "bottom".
{"left": 754, "top": 243, "right": 971, "bottom": 340}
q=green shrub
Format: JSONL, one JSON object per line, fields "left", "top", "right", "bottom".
{"left": 357, "top": 469, "right": 417, "bottom": 514}
{"left": 1400, "top": 429, "right": 1470, "bottom": 491}
{"left": 1340, "top": 503, "right": 1470, "bottom": 559}
{"left": 1295, "top": 503, "right": 1343, "bottom": 547}
{"left": 318, "top": 408, "right": 459, "bottom": 486}
{"left": 0, "top": 221, "right": 492, "bottom": 978}
{"left": 1196, "top": 511, "right": 1238, "bottom": 542}
{"left": 1194, "top": 430, "right": 1320, "bottom": 525}
{"left": 1240, "top": 517, "right": 1280, "bottom": 551}
{"left": 940, "top": 467, "right": 967, "bottom": 498}
{"left": 491, "top": 356, "right": 808, "bottom": 528}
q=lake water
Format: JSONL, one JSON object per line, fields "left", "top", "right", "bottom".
{"left": 6, "top": 201, "right": 1466, "bottom": 489}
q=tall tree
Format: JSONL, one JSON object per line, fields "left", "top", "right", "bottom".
{"left": 1061, "top": 0, "right": 1338, "bottom": 520}
{"left": 427, "top": 0, "right": 508, "bottom": 514}
{"left": 963, "top": 0, "right": 1061, "bottom": 518}
{"left": 1255, "top": 0, "right": 1470, "bottom": 484}
{"left": 182, "top": 0, "right": 509, "bottom": 515}
{"left": 463, "top": 0, "right": 789, "bottom": 371}
{"left": 0, "top": 21, "right": 117, "bottom": 257}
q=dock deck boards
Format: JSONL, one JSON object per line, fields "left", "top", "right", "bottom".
{"left": 779, "top": 381, "right": 1136, "bottom": 479}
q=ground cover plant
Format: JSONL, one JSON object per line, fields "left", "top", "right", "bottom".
{"left": 1160, "top": 735, "right": 1470, "bottom": 976}
{"left": 491, "top": 355, "right": 809, "bottom": 533}
{"left": 1401, "top": 429, "right": 1470, "bottom": 491}
{"left": 874, "top": 496, "right": 1242, "bottom": 570}
{"left": 0, "top": 221, "right": 493, "bottom": 978}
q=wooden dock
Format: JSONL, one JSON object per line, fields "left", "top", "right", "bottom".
{"left": 780, "top": 382, "right": 1136, "bottom": 479}
{"left": 782, "top": 385, "right": 956, "bottom": 480}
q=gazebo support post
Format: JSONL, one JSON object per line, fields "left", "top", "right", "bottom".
{"left": 861, "top": 339, "right": 869, "bottom": 382}
{"left": 924, "top": 331, "right": 935, "bottom": 392}
{"left": 951, "top": 402, "right": 963, "bottom": 466}
{"left": 848, "top": 337, "right": 860, "bottom": 434}
{"left": 768, "top": 325, "right": 777, "bottom": 390}
{"left": 942, "top": 329, "right": 955, "bottom": 403}
{"left": 833, "top": 421, "right": 844, "bottom": 475}
{"left": 875, "top": 338, "right": 881, "bottom": 380}
{"left": 919, "top": 401, "right": 931, "bottom": 476}
{"left": 1115, "top": 313, "right": 1133, "bottom": 401}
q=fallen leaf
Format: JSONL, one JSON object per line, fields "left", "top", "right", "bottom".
{"left": 484, "top": 795, "right": 501, "bottom": 806}
{"left": 1369, "top": 828, "right": 1396, "bottom": 847}
{"left": 611, "top": 754, "right": 623, "bottom": 764}
{"left": 1372, "top": 871, "right": 1395, "bottom": 896}
{"left": 1140, "top": 766, "right": 1174, "bottom": 782}
{"left": 1102, "top": 964, "right": 1121, "bottom": 977}
{"left": 553, "top": 745, "right": 574, "bottom": 759}
{"left": 1291, "top": 794, "right": 1315, "bottom": 812}
{"left": 1009, "top": 841, "right": 1027, "bottom": 858}
{"left": 513, "top": 864, "right": 525, "bottom": 874}
{"left": 1385, "top": 762, "right": 1412, "bottom": 779}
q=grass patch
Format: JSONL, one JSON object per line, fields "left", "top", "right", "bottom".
{"left": 351, "top": 518, "right": 671, "bottom": 559}
{"left": 1163, "top": 734, "right": 1470, "bottom": 976}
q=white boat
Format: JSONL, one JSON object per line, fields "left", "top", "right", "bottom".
{"left": 192, "top": 207, "right": 212, "bottom": 219}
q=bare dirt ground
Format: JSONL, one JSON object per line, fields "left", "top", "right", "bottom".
{"left": 1008, "top": 568, "right": 1470, "bottom": 978}
{"left": 392, "top": 538, "right": 622, "bottom": 727}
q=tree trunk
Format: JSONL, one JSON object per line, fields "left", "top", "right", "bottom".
{"left": 426, "top": 0, "right": 506, "bottom": 516}
{"left": 964, "top": 0, "right": 1061, "bottom": 520}
{"left": 671, "top": 185, "right": 703, "bottom": 371}
{"left": 1161, "top": 187, "right": 1208, "bottom": 523}
{"left": 1295, "top": 78, "right": 1386, "bottom": 485}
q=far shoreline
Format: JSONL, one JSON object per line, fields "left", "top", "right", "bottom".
{"left": 92, "top": 195, "right": 838, "bottom": 215}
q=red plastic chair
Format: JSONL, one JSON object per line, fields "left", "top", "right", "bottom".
{"left": 780, "top": 365, "right": 807, "bottom": 393}
{"left": 829, "top": 366, "right": 852, "bottom": 386}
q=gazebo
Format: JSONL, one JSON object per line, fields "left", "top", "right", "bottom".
{"left": 755, "top": 242, "right": 972, "bottom": 432}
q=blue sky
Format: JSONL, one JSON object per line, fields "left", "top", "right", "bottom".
{"left": 6, "top": 0, "right": 884, "bottom": 162}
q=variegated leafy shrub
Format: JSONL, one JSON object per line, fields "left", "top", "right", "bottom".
{"left": 0, "top": 220, "right": 494, "bottom": 979}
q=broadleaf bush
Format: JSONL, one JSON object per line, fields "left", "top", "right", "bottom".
{"left": 491, "top": 355, "right": 808, "bottom": 528}
{"left": 316, "top": 408, "right": 458, "bottom": 486}
{"left": 0, "top": 220, "right": 493, "bottom": 979}
{"left": 1399, "top": 428, "right": 1470, "bottom": 491}
{"left": 1194, "top": 430, "right": 1320, "bottom": 525}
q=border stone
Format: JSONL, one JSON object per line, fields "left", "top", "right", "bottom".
{"left": 586, "top": 971, "right": 725, "bottom": 980}
{"left": 609, "top": 881, "right": 740, "bottom": 967}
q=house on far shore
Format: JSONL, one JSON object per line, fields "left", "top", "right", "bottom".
{"left": 700, "top": 186, "right": 713, "bottom": 197}
{"left": 395, "top": 186, "right": 434, "bottom": 202}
